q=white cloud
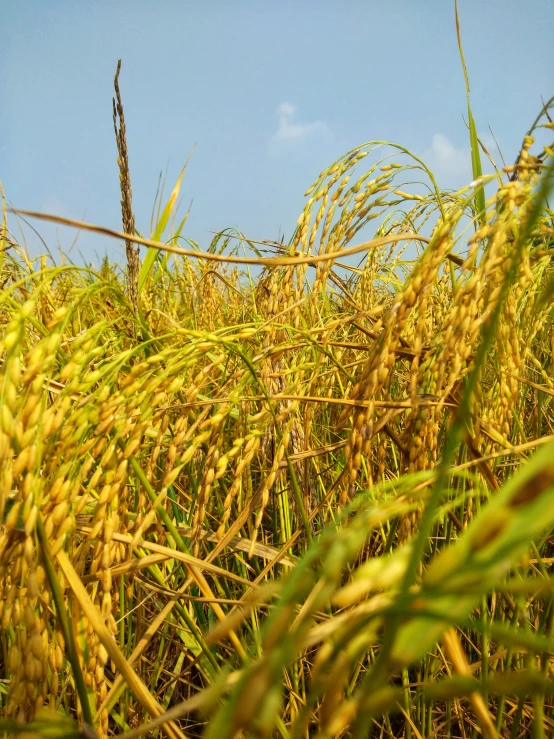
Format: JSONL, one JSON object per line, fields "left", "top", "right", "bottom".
{"left": 423, "top": 133, "right": 472, "bottom": 185}
{"left": 269, "top": 102, "right": 330, "bottom": 151}
{"left": 421, "top": 132, "right": 501, "bottom": 189}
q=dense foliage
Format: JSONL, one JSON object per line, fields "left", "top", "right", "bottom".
{"left": 1, "top": 44, "right": 554, "bottom": 739}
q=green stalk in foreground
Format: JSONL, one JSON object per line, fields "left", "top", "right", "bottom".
{"left": 36, "top": 514, "right": 96, "bottom": 734}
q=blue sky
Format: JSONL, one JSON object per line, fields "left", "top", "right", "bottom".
{"left": 3, "top": 0, "right": 553, "bottom": 265}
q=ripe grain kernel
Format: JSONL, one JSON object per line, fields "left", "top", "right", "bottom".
{"left": 13, "top": 447, "right": 31, "bottom": 478}
{"left": 4, "top": 500, "right": 22, "bottom": 531}
{"left": 24, "top": 652, "right": 37, "bottom": 682}
{"left": 101, "top": 546, "right": 111, "bottom": 570}
{"left": 51, "top": 501, "right": 69, "bottom": 526}
{"left": 57, "top": 516, "right": 74, "bottom": 538}
{"left": 8, "top": 643, "right": 22, "bottom": 672}
{"left": 24, "top": 506, "right": 38, "bottom": 537}
{"left": 23, "top": 534, "right": 35, "bottom": 563}
{"left": 101, "top": 591, "right": 112, "bottom": 618}
{"left": 28, "top": 633, "right": 44, "bottom": 660}
{"left": 102, "top": 569, "right": 112, "bottom": 593}
{"left": 1, "top": 404, "right": 15, "bottom": 434}
{"left": 26, "top": 569, "right": 39, "bottom": 600}
{"left": 100, "top": 442, "right": 117, "bottom": 468}
{"left": 122, "top": 437, "right": 141, "bottom": 459}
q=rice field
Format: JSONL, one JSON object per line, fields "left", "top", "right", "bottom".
{"left": 1, "top": 28, "right": 554, "bottom": 739}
